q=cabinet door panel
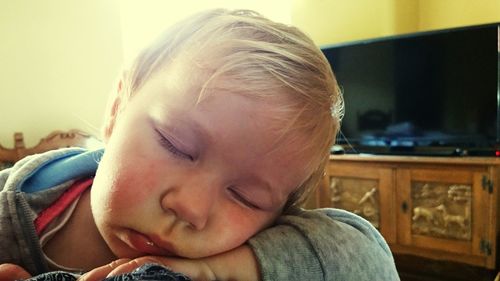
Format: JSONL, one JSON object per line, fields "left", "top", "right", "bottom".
{"left": 327, "top": 163, "right": 395, "bottom": 243}
{"left": 328, "top": 177, "right": 381, "bottom": 227}
{"left": 411, "top": 181, "right": 472, "bottom": 240}
{"left": 397, "top": 168, "right": 490, "bottom": 256}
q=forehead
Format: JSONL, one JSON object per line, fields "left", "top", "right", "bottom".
{"left": 146, "top": 56, "right": 294, "bottom": 131}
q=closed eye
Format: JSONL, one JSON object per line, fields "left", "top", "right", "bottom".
{"left": 228, "top": 187, "right": 260, "bottom": 210}
{"left": 155, "top": 129, "right": 193, "bottom": 161}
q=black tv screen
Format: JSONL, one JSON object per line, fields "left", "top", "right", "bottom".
{"left": 322, "top": 23, "right": 500, "bottom": 156}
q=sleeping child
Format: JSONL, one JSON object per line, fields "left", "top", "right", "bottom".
{"left": 0, "top": 8, "right": 399, "bottom": 281}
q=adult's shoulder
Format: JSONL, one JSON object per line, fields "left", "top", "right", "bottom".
{"left": 280, "top": 207, "right": 393, "bottom": 255}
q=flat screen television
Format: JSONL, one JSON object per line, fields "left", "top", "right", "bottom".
{"left": 322, "top": 23, "right": 500, "bottom": 156}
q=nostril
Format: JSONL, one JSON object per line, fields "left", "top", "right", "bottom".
{"left": 187, "top": 222, "right": 197, "bottom": 230}
{"left": 160, "top": 193, "right": 178, "bottom": 217}
{"left": 163, "top": 207, "right": 177, "bottom": 217}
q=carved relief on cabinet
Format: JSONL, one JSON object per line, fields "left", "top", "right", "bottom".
{"left": 329, "top": 177, "right": 380, "bottom": 228}
{"left": 411, "top": 182, "right": 472, "bottom": 240}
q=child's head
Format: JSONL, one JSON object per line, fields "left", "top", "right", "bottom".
{"left": 92, "top": 9, "right": 343, "bottom": 259}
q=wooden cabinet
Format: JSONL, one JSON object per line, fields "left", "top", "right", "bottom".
{"left": 311, "top": 154, "right": 499, "bottom": 269}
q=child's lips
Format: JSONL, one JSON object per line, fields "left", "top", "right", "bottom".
{"left": 125, "top": 229, "right": 176, "bottom": 256}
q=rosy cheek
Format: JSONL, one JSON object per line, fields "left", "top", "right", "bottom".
{"left": 221, "top": 207, "right": 266, "bottom": 243}
{"left": 107, "top": 164, "right": 160, "bottom": 210}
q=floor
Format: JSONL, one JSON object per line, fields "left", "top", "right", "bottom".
{"left": 395, "top": 254, "right": 498, "bottom": 281}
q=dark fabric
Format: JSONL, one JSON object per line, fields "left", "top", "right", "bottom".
{"left": 23, "top": 263, "right": 192, "bottom": 281}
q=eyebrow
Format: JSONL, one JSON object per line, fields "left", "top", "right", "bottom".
{"left": 170, "top": 115, "right": 209, "bottom": 145}
{"left": 152, "top": 104, "right": 209, "bottom": 143}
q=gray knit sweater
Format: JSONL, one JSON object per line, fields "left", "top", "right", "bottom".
{"left": 0, "top": 148, "right": 399, "bottom": 280}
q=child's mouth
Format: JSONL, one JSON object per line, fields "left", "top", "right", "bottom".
{"left": 124, "top": 229, "right": 176, "bottom": 256}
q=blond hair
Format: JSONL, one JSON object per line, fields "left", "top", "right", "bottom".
{"left": 115, "top": 9, "right": 343, "bottom": 211}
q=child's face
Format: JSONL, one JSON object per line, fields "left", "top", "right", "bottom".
{"left": 91, "top": 65, "right": 310, "bottom": 259}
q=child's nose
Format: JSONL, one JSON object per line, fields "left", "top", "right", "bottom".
{"left": 160, "top": 181, "right": 218, "bottom": 230}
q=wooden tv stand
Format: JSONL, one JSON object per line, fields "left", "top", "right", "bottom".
{"left": 307, "top": 154, "right": 500, "bottom": 279}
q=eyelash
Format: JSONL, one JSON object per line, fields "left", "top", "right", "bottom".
{"left": 155, "top": 129, "right": 193, "bottom": 161}
{"left": 228, "top": 187, "right": 259, "bottom": 210}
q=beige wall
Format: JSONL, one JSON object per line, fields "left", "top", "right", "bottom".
{"left": 291, "top": 0, "right": 419, "bottom": 45}
{"left": 418, "top": 0, "right": 500, "bottom": 31}
{"left": 292, "top": 0, "right": 500, "bottom": 45}
{"left": 0, "top": 0, "right": 123, "bottom": 147}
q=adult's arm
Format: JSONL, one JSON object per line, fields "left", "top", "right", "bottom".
{"left": 248, "top": 208, "right": 400, "bottom": 281}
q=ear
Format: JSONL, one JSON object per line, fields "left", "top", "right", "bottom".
{"left": 102, "top": 79, "right": 125, "bottom": 143}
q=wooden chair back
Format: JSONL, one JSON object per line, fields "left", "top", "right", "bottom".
{"left": 0, "top": 130, "right": 101, "bottom": 169}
